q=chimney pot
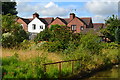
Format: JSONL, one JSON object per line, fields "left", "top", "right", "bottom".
{"left": 33, "top": 12, "right": 39, "bottom": 18}
{"left": 70, "top": 13, "right": 75, "bottom": 20}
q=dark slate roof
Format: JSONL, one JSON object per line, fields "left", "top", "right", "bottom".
{"left": 21, "top": 18, "right": 31, "bottom": 24}
{"left": 76, "top": 17, "right": 87, "bottom": 25}
{"left": 63, "top": 18, "right": 70, "bottom": 24}
{"left": 80, "top": 17, "right": 91, "bottom": 26}
{"left": 43, "top": 18, "right": 54, "bottom": 24}
{"left": 20, "top": 17, "right": 54, "bottom": 25}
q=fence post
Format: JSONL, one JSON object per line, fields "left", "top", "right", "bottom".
{"left": 44, "top": 64, "right": 46, "bottom": 73}
{"left": 58, "top": 62, "right": 62, "bottom": 78}
{"left": 72, "top": 61, "right": 74, "bottom": 74}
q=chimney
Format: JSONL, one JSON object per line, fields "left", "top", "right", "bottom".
{"left": 70, "top": 13, "right": 75, "bottom": 20}
{"left": 33, "top": 12, "right": 39, "bottom": 18}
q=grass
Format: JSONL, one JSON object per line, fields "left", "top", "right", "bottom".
{"left": 2, "top": 48, "right": 63, "bottom": 62}
{"left": 2, "top": 45, "right": 120, "bottom": 78}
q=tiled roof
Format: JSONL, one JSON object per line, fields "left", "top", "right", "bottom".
{"left": 76, "top": 17, "right": 87, "bottom": 25}
{"left": 21, "top": 18, "right": 31, "bottom": 24}
{"left": 57, "top": 17, "right": 68, "bottom": 25}
{"left": 43, "top": 18, "right": 54, "bottom": 24}
{"left": 81, "top": 28, "right": 104, "bottom": 36}
{"left": 80, "top": 17, "right": 91, "bottom": 25}
{"left": 63, "top": 18, "right": 70, "bottom": 24}
{"left": 93, "top": 23, "right": 104, "bottom": 29}
{"left": 20, "top": 17, "right": 54, "bottom": 25}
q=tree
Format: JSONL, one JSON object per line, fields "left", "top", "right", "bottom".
{"left": 115, "top": 26, "right": 120, "bottom": 44}
{"left": 34, "top": 28, "right": 52, "bottom": 42}
{"left": 2, "top": 14, "right": 20, "bottom": 33}
{"left": 1, "top": 14, "right": 28, "bottom": 48}
{"left": 2, "top": 0, "right": 18, "bottom": 15}
{"left": 79, "top": 31, "right": 102, "bottom": 54}
{"left": 101, "top": 15, "right": 120, "bottom": 42}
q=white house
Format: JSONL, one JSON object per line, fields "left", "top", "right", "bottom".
{"left": 28, "top": 17, "right": 45, "bottom": 33}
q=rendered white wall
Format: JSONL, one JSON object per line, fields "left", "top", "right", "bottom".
{"left": 28, "top": 17, "right": 45, "bottom": 33}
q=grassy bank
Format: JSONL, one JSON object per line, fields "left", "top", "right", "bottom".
{"left": 2, "top": 31, "right": 120, "bottom": 79}
{"left": 2, "top": 44, "right": 120, "bottom": 79}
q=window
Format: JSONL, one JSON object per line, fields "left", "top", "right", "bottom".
{"left": 40, "top": 25, "right": 43, "bottom": 29}
{"left": 71, "top": 25, "right": 76, "bottom": 31}
{"left": 32, "top": 24, "right": 36, "bottom": 30}
{"left": 80, "top": 26, "right": 84, "bottom": 30}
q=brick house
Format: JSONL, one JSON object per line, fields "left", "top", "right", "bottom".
{"left": 17, "top": 13, "right": 105, "bottom": 34}
{"left": 48, "top": 13, "right": 94, "bottom": 33}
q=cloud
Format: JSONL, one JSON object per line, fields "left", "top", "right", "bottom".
{"left": 85, "top": 1, "right": 118, "bottom": 15}
{"left": 16, "top": 2, "right": 68, "bottom": 18}
{"left": 92, "top": 15, "right": 107, "bottom": 23}
{"left": 85, "top": 0, "right": 119, "bottom": 23}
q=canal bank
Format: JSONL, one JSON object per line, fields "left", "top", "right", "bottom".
{"left": 68, "top": 62, "right": 120, "bottom": 79}
{"left": 85, "top": 64, "right": 120, "bottom": 80}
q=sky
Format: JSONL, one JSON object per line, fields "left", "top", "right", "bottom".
{"left": 14, "top": 0, "right": 120, "bottom": 23}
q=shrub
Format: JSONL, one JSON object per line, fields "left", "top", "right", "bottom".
{"left": 79, "top": 32, "right": 102, "bottom": 54}
{"left": 2, "top": 32, "right": 16, "bottom": 48}
{"left": 34, "top": 28, "right": 52, "bottom": 42}
{"left": 115, "top": 26, "right": 120, "bottom": 44}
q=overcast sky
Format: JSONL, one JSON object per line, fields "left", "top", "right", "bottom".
{"left": 15, "top": 0, "right": 119, "bottom": 23}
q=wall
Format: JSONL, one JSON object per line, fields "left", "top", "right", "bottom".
{"left": 67, "top": 17, "right": 86, "bottom": 33}
{"left": 28, "top": 17, "right": 45, "bottom": 33}
{"left": 48, "top": 18, "right": 66, "bottom": 28}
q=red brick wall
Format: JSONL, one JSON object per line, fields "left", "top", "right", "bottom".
{"left": 16, "top": 18, "right": 28, "bottom": 31}
{"left": 67, "top": 17, "right": 86, "bottom": 33}
{"left": 48, "top": 18, "right": 66, "bottom": 28}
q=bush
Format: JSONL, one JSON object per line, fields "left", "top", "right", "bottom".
{"left": 34, "top": 28, "right": 51, "bottom": 42}
{"left": 79, "top": 32, "right": 102, "bottom": 54}
{"left": 2, "top": 32, "right": 16, "bottom": 48}
{"left": 115, "top": 26, "right": 120, "bottom": 44}
{"left": 1, "top": 14, "right": 29, "bottom": 48}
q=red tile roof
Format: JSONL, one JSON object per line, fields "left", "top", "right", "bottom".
{"left": 93, "top": 23, "right": 104, "bottom": 29}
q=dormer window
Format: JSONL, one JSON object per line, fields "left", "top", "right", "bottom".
{"left": 32, "top": 24, "right": 36, "bottom": 30}
{"left": 71, "top": 25, "right": 76, "bottom": 31}
{"left": 40, "top": 25, "right": 43, "bottom": 29}
{"left": 80, "top": 26, "right": 84, "bottom": 30}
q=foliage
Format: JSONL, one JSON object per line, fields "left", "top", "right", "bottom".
{"left": 34, "top": 28, "right": 51, "bottom": 42}
{"left": 35, "top": 25, "right": 79, "bottom": 52}
{"left": 2, "top": 32, "right": 16, "bottom": 48}
{"left": 49, "top": 24, "right": 63, "bottom": 31}
{"left": 115, "top": 26, "right": 120, "bottom": 44}
{"left": 79, "top": 32, "right": 102, "bottom": 54}
{"left": 1, "top": 14, "right": 29, "bottom": 48}
{"left": 2, "top": 0, "right": 18, "bottom": 15}
{"left": 101, "top": 15, "right": 120, "bottom": 41}
{"left": 2, "top": 14, "right": 20, "bottom": 33}
{"left": 2, "top": 54, "right": 45, "bottom": 79}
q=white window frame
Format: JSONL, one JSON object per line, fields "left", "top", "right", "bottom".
{"left": 71, "top": 25, "right": 76, "bottom": 31}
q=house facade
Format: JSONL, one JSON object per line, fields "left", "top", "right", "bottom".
{"left": 16, "top": 13, "right": 104, "bottom": 35}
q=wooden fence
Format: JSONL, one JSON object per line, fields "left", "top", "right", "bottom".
{"left": 43, "top": 59, "right": 81, "bottom": 78}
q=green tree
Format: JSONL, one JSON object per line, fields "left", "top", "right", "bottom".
{"left": 115, "top": 26, "right": 120, "bottom": 44}
{"left": 101, "top": 15, "right": 120, "bottom": 41}
{"left": 2, "top": 0, "right": 18, "bottom": 15}
{"left": 1, "top": 14, "right": 28, "bottom": 48}
{"left": 34, "top": 28, "right": 52, "bottom": 42}
{"left": 79, "top": 31, "right": 102, "bottom": 54}
{"left": 2, "top": 14, "right": 20, "bottom": 33}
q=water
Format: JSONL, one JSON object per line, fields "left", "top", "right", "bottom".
{"left": 84, "top": 64, "right": 120, "bottom": 80}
